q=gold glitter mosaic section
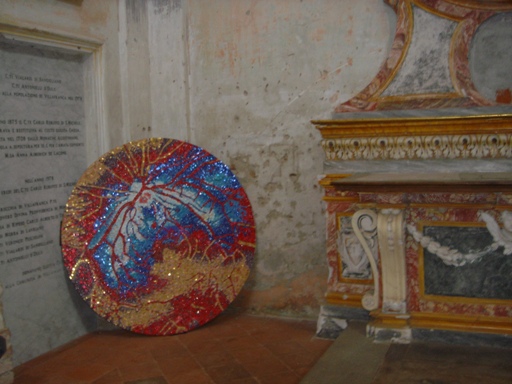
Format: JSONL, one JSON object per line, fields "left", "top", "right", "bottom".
{"left": 84, "top": 248, "right": 250, "bottom": 332}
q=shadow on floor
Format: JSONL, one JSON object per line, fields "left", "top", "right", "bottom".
{"left": 301, "top": 321, "right": 512, "bottom": 384}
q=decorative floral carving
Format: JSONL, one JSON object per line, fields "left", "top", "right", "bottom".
{"left": 407, "top": 211, "right": 512, "bottom": 266}
{"left": 322, "top": 134, "right": 512, "bottom": 161}
{"left": 407, "top": 223, "right": 494, "bottom": 266}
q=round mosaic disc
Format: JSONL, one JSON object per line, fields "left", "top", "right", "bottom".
{"left": 61, "top": 138, "right": 255, "bottom": 335}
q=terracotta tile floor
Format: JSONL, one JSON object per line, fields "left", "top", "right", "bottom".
{"left": 13, "top": 311, "right": 333, "bottom": 384}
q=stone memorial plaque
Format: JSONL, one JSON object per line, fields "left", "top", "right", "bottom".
{"left": 61, "top": 138, "right": 255, "bottom": 335}
{"left": 0, "top": 39, "right": 89, "bottom": 364}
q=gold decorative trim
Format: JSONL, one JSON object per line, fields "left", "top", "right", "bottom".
{"left": 313, "top": 115, "right": 512, "bottom": 139}
{"left": 322, "top": 134, "right": 512, "bottom": 161}
{"left": 410, "top": 312, "right": 512, "bottom": 335}
{"left": 369, "top": 309, "right": 410, "bottom": 328}
{"left": 371, "top": 310, "right": 512, "bottom": 335}
{"left": 375, "top": 92, "right": 462, "bottom": 103}
{"left": 323, "top": 197, "right": 360, "bottom": 204}
{"left": 325, "top": 292, "right": 369, "bottom": 308}
{"left": 314, "top": 115, "right": 512, "bottom": 161}
{"left": 319, "top": 175, "right": 351, "bottom": 187}
{"left": 409, "top": 203, "right": 497, "bottom": 209}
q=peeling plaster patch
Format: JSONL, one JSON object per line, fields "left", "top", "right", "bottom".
{"left": 58, "top": 0, "right": 84, "bottom": 5}
{"left": 257, "top": 196, "right": 270, "bottom": 206}
{"left": 229, "top": 154, "right": 257, "bottom": 182}
{"left": 264, "top": 182, "right": 282, "bottom": 193}
{"left": 328, "top": 91, "right": 339, "bottom": 103}
{"left": 233, "top": 267, "right": 328, "bottom": 318}
{"left": 311, "top": 27, "right": 326, "bottom": 42}
{"left": 209, "top": 138, "right": 324, "bottom": 307}
{"left": 187, "top": 0, "right": 392, "bottom": 318}
{"left": 258, "top": 255, "right": 286, "bottom": 277}
{"left": 126, "top": 0, "right": 147, "bottom": 23}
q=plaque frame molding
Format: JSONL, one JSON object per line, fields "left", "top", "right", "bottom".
{"left": 0, "top": 22, "right": 108, "bottom": 164}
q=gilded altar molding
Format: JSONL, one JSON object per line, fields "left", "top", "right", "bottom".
{"left": 314, "top": 114, "right": 512, "bottom": 161}
{"left": 314, "top": 0, "right": 512, "bottom": 342}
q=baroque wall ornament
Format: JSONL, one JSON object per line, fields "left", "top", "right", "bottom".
{"left": 407, "top": 224, "right": 493, "bottom": 266}
{"left": 334, "top": 0, "right": 512, "bottom": 113}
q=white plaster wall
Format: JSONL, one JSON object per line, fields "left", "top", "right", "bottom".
{"left": 0, "top": 0, "right": 393, "bottom": 366}
{"left": 113, "top": 0, "right": 393, "bottom": 317}
{"left": 185, "top": 0, "right": 393, "bottom": 316}
{"left": 119, "top": 0, "right": 189, "bottom": 144}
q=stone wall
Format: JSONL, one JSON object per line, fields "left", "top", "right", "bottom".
{"left": 0, "top": 0, "right": 393, "bottom": 365}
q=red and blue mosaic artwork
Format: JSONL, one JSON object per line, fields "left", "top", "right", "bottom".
{"left": 61, "top": 138, "right": 255, "bottom": 335}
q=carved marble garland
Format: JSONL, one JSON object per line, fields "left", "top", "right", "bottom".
{"left": 346, "top": 208, "right": 512, "bottom": 315}
{"left": 408, "top": 210, "right": 512, "bottom": 267}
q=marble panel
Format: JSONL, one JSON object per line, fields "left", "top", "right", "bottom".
{"left": 382, "top": 4, "right": 457, "bottom": 96}
{"left": 0, "top": 39, "right": 92, "bottom": 365}
{"left": 470, "top": 12, "right": 512, "bottom": 103}
{"left": 422, "top": 225, "right": 512, "bottom": 300}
